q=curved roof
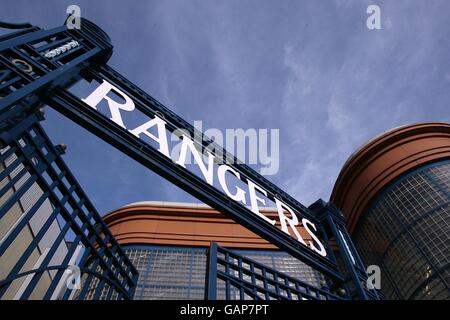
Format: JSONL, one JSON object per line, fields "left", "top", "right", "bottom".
{"left": 330, "top": 122, "right": 450, "bottom": 233}
{"left": 103, "top": 202, "right": 303, "bottom": 249}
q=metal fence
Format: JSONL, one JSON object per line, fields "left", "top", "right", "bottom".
{"left": 0, "top": 111, "right": 138, "bottom": 299}
{"left": 205, "top": 242, "right": 346, "bottom": 300}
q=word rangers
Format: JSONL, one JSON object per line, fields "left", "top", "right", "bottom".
{"left": 81, "top": 80, "right": 327, "bottom": 257}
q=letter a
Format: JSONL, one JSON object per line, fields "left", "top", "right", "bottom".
{"left": 129, "top": 115, "right": 171, "bottom": 159}
{"left": 366, "top": 5, "right": 381, "bottom": 30}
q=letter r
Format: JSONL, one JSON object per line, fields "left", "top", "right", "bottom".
{"left": 82, "top": 80, "right": 135, "bottom": 129}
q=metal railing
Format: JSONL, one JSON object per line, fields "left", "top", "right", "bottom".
{"left": 205, "top": 243, "right": 345, "bottom": 300}
{"left": 0, "top": 111, "right": 138, "bottom": 299}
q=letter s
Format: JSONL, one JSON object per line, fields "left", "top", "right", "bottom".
{"left": 302, "top": 218, "right": 327, "bottom": 257}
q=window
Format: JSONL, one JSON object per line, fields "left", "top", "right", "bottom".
{"left": 353, "top": 160, "right": 450, "bottom": 300}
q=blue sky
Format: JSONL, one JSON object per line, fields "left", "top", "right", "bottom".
{"left": 2, "top": 1, "right": 449, "bottom": 216}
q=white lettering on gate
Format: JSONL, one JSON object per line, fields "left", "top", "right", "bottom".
{"left": 81, "top": 80, "right": 327, "bottom": 257}
{"left": 82, "top": 80, "right": 135, "bottom": 129}
{"left": 217, "top": 165, "right": 247, "bottom": 204}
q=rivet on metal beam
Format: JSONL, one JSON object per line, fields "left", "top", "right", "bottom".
{"left": 55, "top": 143, "right": 67, "bottom": 155}
{"left": 35, "top": 105, "right": 46, "bottom": 121}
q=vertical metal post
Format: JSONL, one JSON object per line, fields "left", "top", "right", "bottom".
{"left": 326, "top": 214, "right": 368, "bottom": 299}
{"left": 204, "top": 242, "right": 218, "bottom": 300}
{"left": 311, "top": 199, "right": 380, "bottom": 300}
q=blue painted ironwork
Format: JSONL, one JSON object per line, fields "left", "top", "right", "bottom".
{"left": 0, "top": 109, "right": 138, "bottom": 299}
{"left": 205, "top": 242, "right": 345, "bottom": 300}
{"left": 0, "top": 18, "right": 380, "bottom": 299}
{"left": 310, "top": 200, "right": 382, "bottom": 300}
{"left": 45, "top": 85, "right": 344, "bottom": 283}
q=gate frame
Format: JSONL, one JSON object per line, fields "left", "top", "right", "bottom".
{"left": 0, "top": 18, "right": 380, "bottom": 300}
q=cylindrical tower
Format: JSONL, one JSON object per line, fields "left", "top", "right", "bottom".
{"left": 331, "top": 122, "right": 450, "bottom": 300}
